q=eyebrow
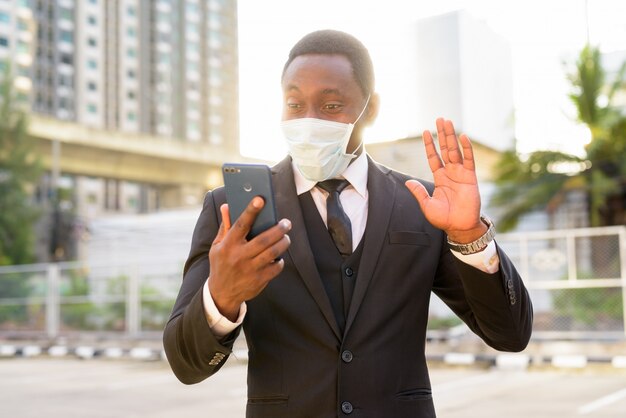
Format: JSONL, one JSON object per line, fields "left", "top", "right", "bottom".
{"left": 284, "top": 85, "right": 344, "bottom": 97}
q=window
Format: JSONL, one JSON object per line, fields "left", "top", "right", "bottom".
{"left": 127, "top": 6, "right": 136, "bottom": 16}
{"left": 87, "top": 59, "right": 97, "bottom": 69}
{"left": 89, "top": 0, "right": 98, "bottom": 4}
{"left": 127, "top": 27, "right": 136, "bottom": 37}
{"left": 60, "top": 8, "right": 72, "bottom": 21}
{"left": 0, "top": 12, "right": 10, "bottom": 24}
{"left": 127, "top": 112, "right": 136, "bottom": 121}
{"left": 0, "top": 37, "right": 8, "bottom": 48}
{"left": 60, "top": 54, "right": 73, "bottom": 65}
{"left": 88, "top": 16, "right": 97, "bottom": 25}
{"left": 127, "top": 91, "right": 136, "bottom": 100}
{"left": 60, "top": 30, "right": 73, "bottom": 43}
{"left": 127, "top": 48, "right": 136, "bottom": 58}
{"left": 88, "top": 38, "right": 97, "bottom": 47}
{"left": 87, "top": 103, "right": 97, "bottom": 113}
{"left": 127, "top": 69, "right": 136, "bottom": 79}
{"left": 87, "top": 82, "right": 97, "bottom": 91}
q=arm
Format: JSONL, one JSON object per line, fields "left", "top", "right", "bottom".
{"left": 163, "top": 190, "right": 238, "bottom": 384}
{"left": 433, "top": 241, "right": 533, "bottom": 352}
{"left": 405, "top": 118, "right": 533, "bottom": 351}
{"left": 163, "top": 189, "right": 292, "bottom": 384}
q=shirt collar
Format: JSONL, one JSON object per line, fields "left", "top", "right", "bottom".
{"left": 293, "top": 149, "right": 369, "bottom": 198}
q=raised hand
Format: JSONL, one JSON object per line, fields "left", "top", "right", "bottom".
{"left": 208, "top": 197, "right": 291, "bottom": 321}
{"left": 405, "top": 118, "right": 487, "bottom": 243}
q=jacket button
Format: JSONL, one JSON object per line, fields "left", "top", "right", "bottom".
{"left": 341, "top": 401, "right": 353, "bottom": 414}
{"left": 345, "top": 267, "right": 354, "bottom": 277}
{"left": 341, "top": 350, "right": 353, "bottom": 363}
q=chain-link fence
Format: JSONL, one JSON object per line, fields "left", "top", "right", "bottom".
{"left": 1, "top": 226, "right": 625, "bottom": 340}
{"left": 0, "top": 261, "right": 182, "bottom": 339}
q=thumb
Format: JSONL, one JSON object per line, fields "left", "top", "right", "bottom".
{"left": 405, "top": 180, "right": 431, "bottom": 211}
{"left": 213, "top": 204, "right": 231, "bottom": 244}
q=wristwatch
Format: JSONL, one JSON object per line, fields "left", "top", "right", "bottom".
{"left": 447, "top": 215, "right": 495, "bottom": 255}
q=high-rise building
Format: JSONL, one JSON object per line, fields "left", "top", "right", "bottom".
{"left": 0, "top": 0, "right": 36, "bottom": 106}
{"left": 26, "top": 0, "right": 238, "bottom": 150}
{"left": 411, "top": 10, "right": 515, "bottom": 151}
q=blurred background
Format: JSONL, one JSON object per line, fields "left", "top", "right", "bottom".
{"left": 0, "top": 0, "right": 625, "bottom": 416}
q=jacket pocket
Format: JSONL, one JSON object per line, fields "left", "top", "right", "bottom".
{"left": 247, "top": 394, "right": 289, "bottom": 405}
{"left": 389, "top": 231, "right": 431, "bottom": 246}
{"left": 396, "top": 388, "right": 433, "bottom": 401}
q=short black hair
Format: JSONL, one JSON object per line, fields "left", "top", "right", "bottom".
{"left": 282, "top": 30, "right": 375, "bottom": 97}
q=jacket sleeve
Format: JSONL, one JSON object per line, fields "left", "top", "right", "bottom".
{"left": 162, "top": 188, "right": 242, "bottom": 384}
{"left": 432, "top": 241, "right": 533, "bottom": 352}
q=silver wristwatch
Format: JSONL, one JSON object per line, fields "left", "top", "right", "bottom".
{"left": 447, "top": 215, "right": 496, "bottom": 255}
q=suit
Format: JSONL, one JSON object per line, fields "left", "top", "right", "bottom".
{"left": 163, "top": 156, "right": 533, "bottom": 417}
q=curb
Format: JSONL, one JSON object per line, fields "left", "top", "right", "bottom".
{"left": 2, "top": 344, "right": 626, "bottom": 370}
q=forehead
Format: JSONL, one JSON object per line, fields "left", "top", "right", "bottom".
{"left": 282, "top": 54, "right": 361, "bottom": 96}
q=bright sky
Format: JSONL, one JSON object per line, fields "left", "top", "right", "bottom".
{"left": 237, "top": 0, "right": 626, "bottom": 162}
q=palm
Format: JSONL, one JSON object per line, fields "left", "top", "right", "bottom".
{"left": 406, "top": 118, "right": 482, "bottom": 234}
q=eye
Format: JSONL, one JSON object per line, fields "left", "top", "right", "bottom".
{"left": 285, "top": 102, "right": 303, "bottom": 112}
{"left": 323, "top": 103, "right": 343, "bottom": 113}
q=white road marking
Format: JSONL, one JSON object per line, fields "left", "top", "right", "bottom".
{"left": 578, "top": 387, "right": 626, "bottom": 415}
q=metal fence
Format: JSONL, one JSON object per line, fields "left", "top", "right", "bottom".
{"left": 1, "top": 226, "right": 625, "bottom": 340}
{"left": 0, "top": 261, "right": 183, "bottom": 339}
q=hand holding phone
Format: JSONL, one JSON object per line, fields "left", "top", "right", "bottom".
{"left": 222, "top": 163, "right": 278, "bottom": 240}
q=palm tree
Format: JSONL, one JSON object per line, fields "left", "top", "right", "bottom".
{"left": 491, "top": 45, "right": 626, "bottom": 231}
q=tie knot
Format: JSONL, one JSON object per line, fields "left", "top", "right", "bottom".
{"left": 317, "top": 179, "right": 350, "bottom": 194}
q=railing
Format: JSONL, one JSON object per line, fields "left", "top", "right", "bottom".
{"left": 1, "top": 226, "right": 625, "bottom": 340}
{"left": 0, "top": 261, "right": 183, "bottom": 339}
{"left": 497, "top": 225, "right": 626, "bottom": 339}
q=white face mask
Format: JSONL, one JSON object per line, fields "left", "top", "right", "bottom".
{"left": 282, "top": 96, "right": 370, "bottom": 182}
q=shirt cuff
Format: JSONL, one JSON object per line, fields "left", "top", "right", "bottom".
{"left": 450, "top": 240, "right": 500, "bottom": 274}
{"left": 202, "top": 278, "right": 247, "bottom": 338}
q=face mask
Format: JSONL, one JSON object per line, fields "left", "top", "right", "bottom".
{"left": 282, "top": 96, "right": 370, "bottom": 182}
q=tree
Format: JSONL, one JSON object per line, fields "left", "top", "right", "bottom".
{"left": 0, "top": 68, "right": 42, "bottom": 327}
{"left": 0, "top": 67, "right": 41, "bottom": 265}
{"left": 491, "top": 45, "right": 626, "bottom": 231}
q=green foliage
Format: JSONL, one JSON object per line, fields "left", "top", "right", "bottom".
{"left": 0, "top": 273, "right": 32, "bottom": 326}
{"left": 0, "top": 67, "right": 42, "bottom": 265}
{"left": 552, "top": 287, "right": 623, "bottom": 327}
{"left": 491, "top": 45, "right": 626, "bottom": 229}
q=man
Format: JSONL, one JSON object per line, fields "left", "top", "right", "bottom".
{"left": 164, "top": 30, "right": 532, "bottom": 417}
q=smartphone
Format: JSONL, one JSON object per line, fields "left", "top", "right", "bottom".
{"left": 222, "top": 163, "right": 278, "bottom": 240}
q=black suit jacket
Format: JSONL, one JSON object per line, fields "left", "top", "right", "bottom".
{"left": 163, "top": 156, "right": 533, "bottom": 418}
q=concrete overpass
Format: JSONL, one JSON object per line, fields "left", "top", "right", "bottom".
{"left": 29, "top": 116, "right": 262, "bottom": 208}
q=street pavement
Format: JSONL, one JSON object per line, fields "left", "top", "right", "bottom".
{"left": 1, "top": 357, "right": 625, "bottom": 417}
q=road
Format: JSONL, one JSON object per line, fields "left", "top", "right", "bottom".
{"left": 1, "top": 357, "right": 625, "bottom": 417}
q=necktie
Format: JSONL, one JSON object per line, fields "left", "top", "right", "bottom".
{"left": 317, "top": 179, "right": 352, "bottom": 257}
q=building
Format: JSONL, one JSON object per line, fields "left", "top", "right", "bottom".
{"left": 14, "top": 0, "right": 241, "bottom": 218}
{"left": 29, "top": 0, "right": 238, "bottom": 151}
{"left": 411, "top": 10, "right": 515, "bottom": 151}
{"left": 0, "top": 0, "right": 36, "bottom": 105}
{"left": 0, "top": 1, "right": 242, "bottom": 261}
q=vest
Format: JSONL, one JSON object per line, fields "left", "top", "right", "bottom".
{"left": 298, "top": 192, "right": 364, "bottom": 334}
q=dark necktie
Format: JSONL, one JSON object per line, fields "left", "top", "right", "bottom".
{"left": 317, "top": 179, "right": 352, "bottom": 257}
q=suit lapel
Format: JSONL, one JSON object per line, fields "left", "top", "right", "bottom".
{"left": 344, "top": 157, "right": 396, "bottom": 335}
{"left": 272, "top": 157, "right": 342, "bottom": 340}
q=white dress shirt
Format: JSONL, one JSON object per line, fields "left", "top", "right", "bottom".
{"left": 203, "top": 150, "right": 500, "bottom": 337}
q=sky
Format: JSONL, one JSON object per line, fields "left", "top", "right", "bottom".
{"left": 236, "top": 0, "right": 626, "bottom": 162}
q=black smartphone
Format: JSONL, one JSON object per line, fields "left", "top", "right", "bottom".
{"left": 222, "top": 163, "right": 278, "bottom": 240}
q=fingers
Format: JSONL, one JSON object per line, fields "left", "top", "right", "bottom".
{"left": 248, "top": 219, "right": 292, "bottom": 261}
{"left": 435, "top": 118, "right": 449, "bottom": 165}
{"left": 213, "top": 204, "right": 231, "bottom": 245}
{"left": 459, "top": 133, "right": 475, "bottom": 171}
{"left": 405, "top": 179, "right": 431, "bottom": 211}
{"left": 228, "top": 196, "right": 265, "bottom": 241}
{"left": 439, "top": 118, "right": 463, "bottom": 164}
{"left": 423, "top": 129, "right": 443, "bottom": 172}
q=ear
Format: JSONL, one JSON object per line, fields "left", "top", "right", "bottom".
{"left": 363, "top": 92, "right": 380, "bottom": 126}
